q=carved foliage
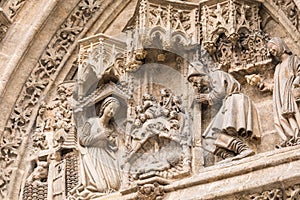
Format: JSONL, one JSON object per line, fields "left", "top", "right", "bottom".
{"left": 200, "top": 0, "right": 270, "bottom": 72}
{"left": 1, "top": 0, "right": 102, "bottom": 198}
{"left": 135, "top": 183, "right": 164, "bottom": 200}
{"left": 286, "top": 184, "right": 300, "bottom": 199}
{"left": 250, "top": 189, "right": 283, "bottom": 200}
{"left": 8, "top": 0, "right": 26, "bottom": 18}
{"left": 249, "top": 184, "right": 300, "bottom": 200}
{"left": 272, "top": 0, "right": 300, "bottom": 31}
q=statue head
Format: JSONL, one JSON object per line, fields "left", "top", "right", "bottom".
{"left": 188, "top": 62, "right": 209, "bottom": 88}
{"left": 99, "top": 97, "right": 120, "bottom": 119}
{"left": 267, "top": 37, "right": 292, "bottom": 59}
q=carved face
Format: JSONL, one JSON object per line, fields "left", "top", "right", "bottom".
{"left": 102, "top": 102, "right": 119, "bottom": 119}
{"left": 189, "top": 75, "right": 209, "bottom": 88}
{"left": 39, "top": 107, "right": 45, "bottom": 115}
{"left": 267, "top": 42, "right": 282, "bottom": 58}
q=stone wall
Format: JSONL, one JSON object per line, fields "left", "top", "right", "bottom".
{"left": 0, "top": 0, "right": 300, "bottom": 199}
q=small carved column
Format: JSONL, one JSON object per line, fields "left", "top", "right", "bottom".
{"left": 191, "top": 97, "right": 204, "bottom": 173}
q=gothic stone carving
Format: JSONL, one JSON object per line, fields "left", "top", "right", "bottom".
{"left": 31, "top": 83, "right": 76, "bottom": 154}
{"left": 1, "top": 1, "right": 103, "bottom": 197}
{"left": 135, "top": 182, "right": 164, "bottom": 200}
{"left": 249, "top": 183, "right": 300, "bottom": 200}
{"left": 8, "top": 0, "right": 26, "bottom": 18}
{"left": 6, "top": 0, "right": 300, "bottom": 199}
{"left": 68, "top": 97, "right": 122, "bottom": 199}
{"left": 200, "top": 0, "right": 270, "bottom": 73}
{"left": 249, "top": 189, "right": 283, "bottom": 199}
{"left": 249, "top": 37, "right": 300, "bottom": 148}
{"left": 77, "top": 34, "right": 127, "bottom": 99}
{"left": 271, "top": 0, "right": 300, "bottom": 32}
{"left": 124, "top": 90, "right": 191, "bottom": 182}
{"left": 188, "top": 63, "right": 261, "bottom": 163}
{"left": 0, "top": 8, "right": 11, "bottom": 41}
{"left": 125, "top": 0, "right": 198, "bottom": 57}
{"left": 22, "top": 159, "right": 49, "bottom": 200}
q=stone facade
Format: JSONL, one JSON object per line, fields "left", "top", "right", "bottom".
{"left": 0, "top": 0, "right": 300, "bottom": 199}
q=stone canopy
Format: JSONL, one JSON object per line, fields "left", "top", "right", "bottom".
{"left": 0, "top": 0, "right": 300, "bottom": 199}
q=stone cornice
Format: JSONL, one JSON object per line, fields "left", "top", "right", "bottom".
{"left": 99, "top": 145, "right": 300, "bottom": 199}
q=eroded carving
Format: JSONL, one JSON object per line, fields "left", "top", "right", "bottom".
{"left": 125, "top": 0, "right": 198, "bottom": 53}
{"left": 124, "top": 90, "right": 191, "bottom": 183}
{"left": 8, "top": 0, "right": 26, "bottom": 18}
{"left": 272, "top": 0, "right": 299, "bottom": 31}
{"left": 1, "top": 1, "right": 103, "bottom": 196}
{"left": 249, "top": 184, "right": 300, "bottom": 200}
{"left": 0, "top": 8, "right": 12, "bottom": 41}
{"left": 200, "top": 0, "right": 270, "bottom": 73}
{"left": 135, "top": 182, "right": 164, "bottom": 200}
{"left": 6, "top": 0, "right": 300, "bottom": 199}
{"left": 22, "top": 159, "right": 49, "bottom": 200}
{"left": 249, "top": 189, "right": 283, "bottom": 200}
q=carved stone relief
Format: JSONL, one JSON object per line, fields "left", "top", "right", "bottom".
{"left": 0, "top": 0, "right": 103, "bottom": 198}
{"left": 7, "top": 0, "right": 26, "bottom": 18}
{"left": 200, "top": 0, "right": 271, "bottom": 74}
{"left": 124, "top": 90, "right": 191, "bottom": 182}
{"left": 271, "top": 0, "right": 300, "bottom": 31}
{"left": 3, "top": 0, "right": 300, "bottom": 199}
{"left": 248, "top": 183, "right": 300, "bottom": 200}
{"left": 0, "top": 7, "right": 11, "bottom": 41}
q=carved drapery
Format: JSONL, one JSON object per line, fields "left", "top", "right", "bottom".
{"left": 0, "top": 0, "right": 104, "bottom": 198}
{"left": 2, "top": 0, "right": 300, "bottom": 199}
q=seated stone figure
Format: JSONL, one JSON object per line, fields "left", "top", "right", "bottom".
{"left": 188, "top": 63, "right": 261, "bottom": 163}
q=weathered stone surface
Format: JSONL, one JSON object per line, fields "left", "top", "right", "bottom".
{"left": 0, "top": 0, "right": 300, "bottom": 199}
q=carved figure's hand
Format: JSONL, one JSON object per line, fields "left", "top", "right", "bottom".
{"left": 293, "top": 76, "right": 300, "bottom": 87}
{"left": 196, "top": 93, "right": 210, "bottom": 104}
{"left": 258, "top": 82, "right": 273, "bottom": 92}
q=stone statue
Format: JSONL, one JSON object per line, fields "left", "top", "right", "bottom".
{"left": 260, "top": 37, "right": 300, "bottom": 147}
{"left": 188, "top": 63, "right": 261, "bottom": 163}
{"left": 69, "top": 97, "right": 121, "bottom": 199}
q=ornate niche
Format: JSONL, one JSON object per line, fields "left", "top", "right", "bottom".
{"left": 73, "top": 26, "right": 196, "bottom": 198}
{"left": 16, "top": 0, "right": 300, "bottom": 199}
{"left": 200, "top": 0, "right": 271, "bottom": 75}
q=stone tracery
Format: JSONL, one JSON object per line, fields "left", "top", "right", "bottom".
{"left": 1, "top": 0, "right": 300, "bottom": 199}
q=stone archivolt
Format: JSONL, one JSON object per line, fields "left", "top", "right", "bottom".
{"left": 0, "top": 0, "right": 104, "bottom": 198}
{"left": 2, "top": 0, "right": 300, "bottom": 199}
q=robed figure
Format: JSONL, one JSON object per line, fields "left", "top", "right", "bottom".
{"left": 69, "top": 97, "right": 122, "bottom": 199}
{"left": 188, "top": 64, "right": 261, "bottom": 162}
{"left": 262, "top": 37, "right": 300, "bottom": 146}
